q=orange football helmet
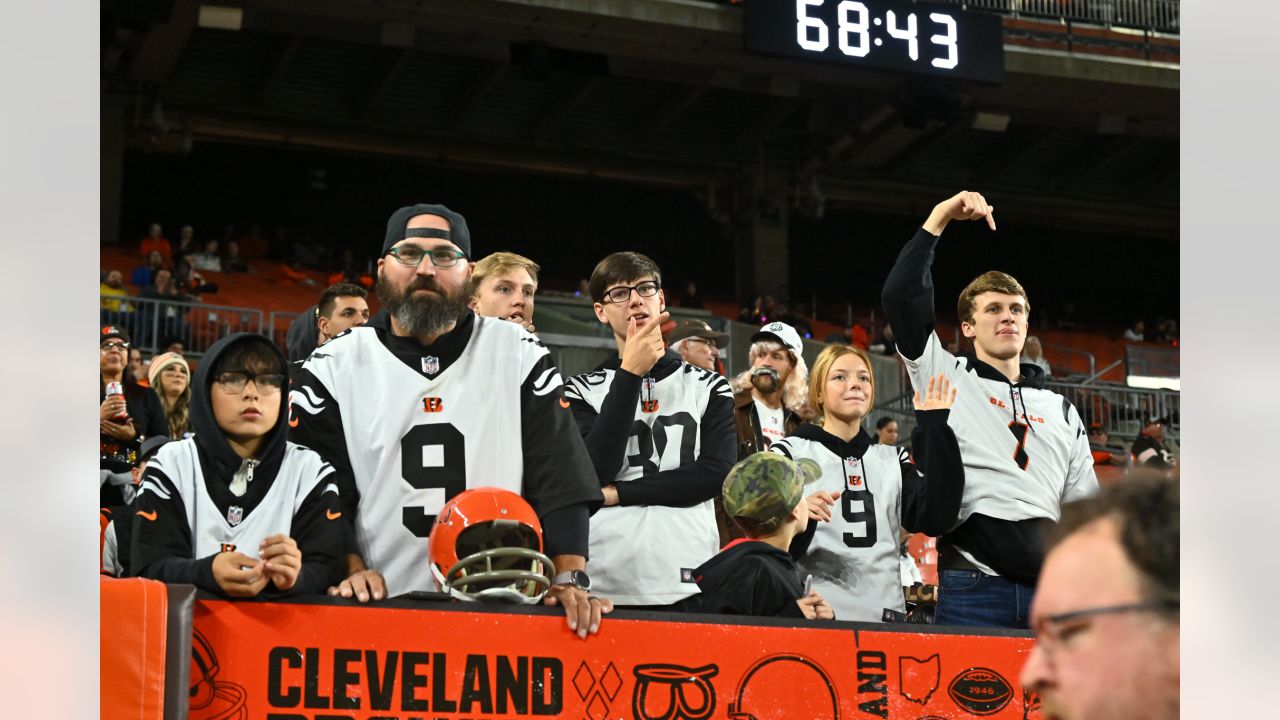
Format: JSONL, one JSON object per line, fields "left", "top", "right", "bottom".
{"left": 428, "top": 487, "right": 555, "bottom": 604}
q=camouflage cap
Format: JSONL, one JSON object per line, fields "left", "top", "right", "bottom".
{"left": 723, "top": 453, "right": 822, "bottom": 529}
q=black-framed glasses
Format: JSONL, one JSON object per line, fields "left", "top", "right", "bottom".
{"left": 100, "top": 341, "right": 130, "bottom": 351}
{"left": 385, "top": 244, "right": 468, "bottom": 268}
{"left": 1032, "top": 599, "right": 1178, "bottom": 654}
{"left": 600, "top": 280, "right": 661, "bottom": 304}
{"left": 213, "top": 370, "right": 285, "bottom": 395}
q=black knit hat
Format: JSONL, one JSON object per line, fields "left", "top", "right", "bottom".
{"left": 382, "top": 204, "right": 471, "bottom": 258}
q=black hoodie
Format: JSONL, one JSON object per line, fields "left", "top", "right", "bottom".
{"left": 675, "top": 539, "right": 807, "bottom": 619}
{"left": 131, "top": 333, "right": 342, "bottom": 596}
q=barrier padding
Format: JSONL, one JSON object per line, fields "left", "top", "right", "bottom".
{"left": 101, "top": 577, "right": 171, "bottom": 720}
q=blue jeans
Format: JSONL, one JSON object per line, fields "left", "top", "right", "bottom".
{"left": 934, "top": 569, "right": 1034, "bottom": 629}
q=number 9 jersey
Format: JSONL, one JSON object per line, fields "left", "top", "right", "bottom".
{"left": 288, "top": 314, "right": 601, "bottom": 597}
{"left": 771, "top": 415, "right": 964, "bottom": 622}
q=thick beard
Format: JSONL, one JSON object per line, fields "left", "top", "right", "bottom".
{"left": 377, "top": 273, "right": 472, "bottom": 337}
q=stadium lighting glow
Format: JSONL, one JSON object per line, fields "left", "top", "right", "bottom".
{"left": 1126, "top": 375, "right": 1180, "bottom": 391}
{"left": 198, "top": 5, "right": 243, "bottom": 31}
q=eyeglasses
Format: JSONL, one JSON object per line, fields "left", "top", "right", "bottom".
{"left": 213, "top": 370, "right": 285, "bottom": 395}
{"left": 683, "top": 336, "right": 716, "bottom": 347}
{"left": 600, "top": 280, "right": 661, "bottom": 304}
{"left": 100, "top": 341, "right": 130, "bottom": 352}
{"left": 1031, "top": 599, "right": 1178, "bottom": 657}
{"left": 385, "top": 244, "right": 468, "bottom": 268}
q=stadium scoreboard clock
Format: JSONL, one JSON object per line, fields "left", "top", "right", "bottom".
{"left": 745, "top": 0, "right": 1005, "bottom": 84}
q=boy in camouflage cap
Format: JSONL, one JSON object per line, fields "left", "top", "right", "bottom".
{"left": 675, "top": 453, "right": 835, "bottom": 619}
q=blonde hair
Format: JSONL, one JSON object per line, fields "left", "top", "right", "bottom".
{"left": 731, "top": 340, "right": 811, "bottom": 418}
{"left": 148, "top": 351, "right": 191, "bottom": 438}
{"left": 471, "top": 251, "right": 540, "bottom": 298}
{"left": 808, "top": 344, "right": 876, "bottom": 427}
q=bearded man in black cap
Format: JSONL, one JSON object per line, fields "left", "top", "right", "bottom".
{"left": 288, "top": 204, "right": 610, "bottom": 638}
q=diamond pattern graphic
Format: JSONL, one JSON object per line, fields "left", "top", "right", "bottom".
{"left": 573, "top": 662, "right": 597, "bottom": 701}
{"left": 586, "top": 694, "right": 609, "bottom": 720}
{"left": 600, "top": 662, "right": 623, "bottom": 701}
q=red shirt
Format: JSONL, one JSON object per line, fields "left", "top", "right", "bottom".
{"left": 139, "top": 237, "right": 172, "bottom": 265}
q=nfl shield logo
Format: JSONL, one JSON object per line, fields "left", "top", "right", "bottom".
{"left": 421, "top": 356, "right": 440, "bottom": 375}
{"left": 227, "top": 506, "right": 243, "bottom": 526}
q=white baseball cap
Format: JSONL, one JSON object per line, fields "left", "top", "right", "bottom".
{"left": 750, "top": 321, "right": 803, "bottom": 354}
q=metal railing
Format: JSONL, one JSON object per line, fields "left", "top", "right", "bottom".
{"left": 1042, "top": 341, "right": 1096, "bottom": 380}
{"left": 945, "top": 0, "right": 1179, "bottom": 33}
{"left": 100, "top": 294, "right": 265, "bottom": 357}
{"left": 1046, "top": 379, "right": 1178, "bottom": 440}
{"left": 267, "top": 310, "right": 303, "bottom": 350}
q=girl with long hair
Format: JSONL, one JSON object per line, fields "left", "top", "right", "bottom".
{"left": 149, "top": 352, "right": 192, "bottom": 439}
{"left": 771, "top": 344, "right": 965, "bottom": 621}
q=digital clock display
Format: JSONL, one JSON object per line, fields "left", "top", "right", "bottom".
{"left": 745, "top": 0, "right": 1005, "bottom": 84}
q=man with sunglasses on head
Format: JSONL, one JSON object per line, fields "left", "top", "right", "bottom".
{"left": 1021, "top": 474, "right": 1179, "bottom": 719}
{"left": 563, "top": 252, "right": 736, "bottom": 609}
{"left": 289, "top": 204, "right": 609, "bottom": 638}
{"left": 99, "top": 325, "right": 167, "bottom": 506}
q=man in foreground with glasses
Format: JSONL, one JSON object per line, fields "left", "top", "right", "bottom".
{"left": 132, "top": 333, "right": 343, "bottom": 598}
{"left": 563, "top": 251, "right": 736, "bottom": 609}
{"left": 1020, "top": 474, "right": 1179, "bottom": 719}
{"left": 290, "top": 204, "right": 610, "bottom": 638}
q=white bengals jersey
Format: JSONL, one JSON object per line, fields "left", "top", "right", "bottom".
{"left": 564, "top": 353, "right": 736, "bottom": 605}
{"left": 771, "top": 431, "right": 909, "bottom": 622}
{"left": 290, "top": 315, "right": 599, "bottom": 597}
{"left": 902, "top": 332, "right": 1098, "bottom": 572}
{"left": 135, "top": 438, "right": 337, "bottom": 558}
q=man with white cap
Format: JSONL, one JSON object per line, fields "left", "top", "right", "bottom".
{"left": 720, "top": 321, "right": 810, "bottom": 543}
{"left": 732, "top": 321, "right": 810, "bottom": 457}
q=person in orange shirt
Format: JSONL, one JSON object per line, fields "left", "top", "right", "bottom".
{"left": 139, "top": 222, "right": 173, "bottom": 265}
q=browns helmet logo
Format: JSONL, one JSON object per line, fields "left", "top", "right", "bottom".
{"left": 947, "top": 667, "right": 1013, "bottom": 716}
{"left": 727, "top": 654, "right": 838, "bottom": 720}
{"left": 190, "top": 628, "right": 247, "bottom": 719}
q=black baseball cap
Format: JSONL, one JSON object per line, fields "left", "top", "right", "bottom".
{"left": 100, "top": 325, "right": 130, "bottom": 345}
{"left": 382, "top": 204, "right": 471, "bottom": 258}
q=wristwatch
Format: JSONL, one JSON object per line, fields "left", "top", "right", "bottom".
{"left": 552, "top": 569, "right": 592, "bottom": 592}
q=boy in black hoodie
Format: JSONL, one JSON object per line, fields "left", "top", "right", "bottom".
{"left": 677, "top": 453, "right": 835, "bottom": 620}
{"left": 131, "top": 333, "right": 342, "bottom": 597}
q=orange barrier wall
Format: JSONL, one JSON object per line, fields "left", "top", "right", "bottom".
{"left": 191, "top": 595, "right": 1040, "bottom": 719}
{"left": 101, "top": 577, "right": 171, "bottom": 720}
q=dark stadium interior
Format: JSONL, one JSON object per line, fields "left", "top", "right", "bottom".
{"left": 122, "top": 140, "right": 1176, "bottom": 326}
{"left": 103, "top": 0, "right": 1177, "bottom": 328}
